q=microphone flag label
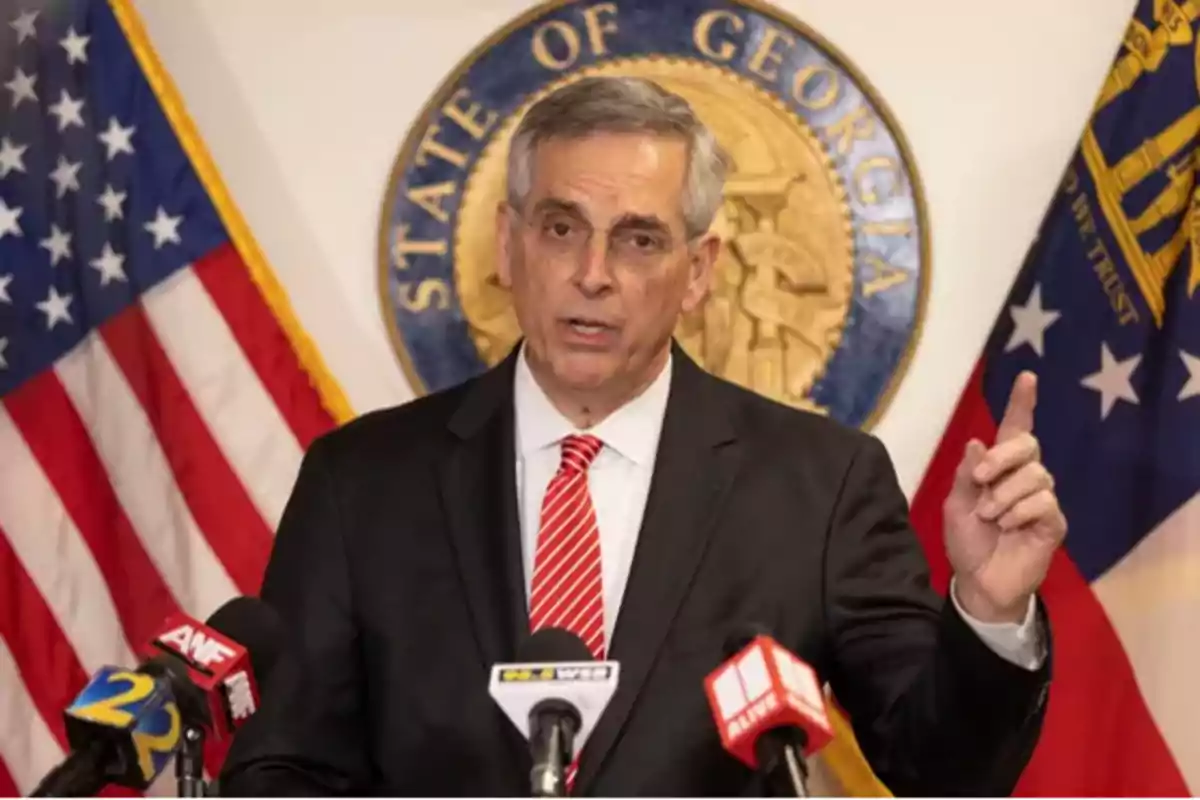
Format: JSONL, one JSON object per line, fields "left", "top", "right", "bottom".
{"left": 64, "top": 665, "right": 182, "bottom": 788}
{"left": 704, "top": 636, "right": 834, "bottom": 767}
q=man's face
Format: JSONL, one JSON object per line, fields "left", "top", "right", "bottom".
{"left": 496, "top": 132, "right": 717, "bottom": 401}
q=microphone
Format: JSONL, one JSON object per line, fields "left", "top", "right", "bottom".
{"left": 488, "top": 628, "right": 619, "bottom": 797}
{"left": 29, "top": 659, "right": 183, "bottom": 797}
{"left": 142, "top": 597, "right": 283, "bottom": 797}
{"left": 29, "top": 597, "right": 282, "bottom": 797}
{"left": 704, "top": 626, "right": 833, "bottom": 797}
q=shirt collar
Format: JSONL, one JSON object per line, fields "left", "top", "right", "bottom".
{"left": 513, "top": 343, "right": 672, "bottom": 466}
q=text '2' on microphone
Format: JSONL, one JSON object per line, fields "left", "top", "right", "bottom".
{"left": 704, "top": 627, "right": 834, "bottom": 797}
{"left": 489, "top": 628, "right": 619, "bottom": 798}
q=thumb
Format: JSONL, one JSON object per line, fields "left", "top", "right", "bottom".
{"left": 952, "top": 438, "right": 988, "bottom": 498}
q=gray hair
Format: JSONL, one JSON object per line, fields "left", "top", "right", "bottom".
{"left": 505, "top": 76, "right": 729, "bottom": 241}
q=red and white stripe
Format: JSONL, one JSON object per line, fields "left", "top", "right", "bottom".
{"left": 0, "top": 636, "right": 62, "bottom": 794}
{"left": 528, "top": 435, "right": 606, "bottom": 660}
{"left": 0, "top": 242, "right": 337, "bottom": 793}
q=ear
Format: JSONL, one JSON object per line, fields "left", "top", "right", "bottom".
{"left": 680, "top": 232, "right": 719, "bottom": 313}
{"left": 495, "top": 201, "right": 515, "bottom": 289}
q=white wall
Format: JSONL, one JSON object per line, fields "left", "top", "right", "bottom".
{"left": 129, "top": 0, "right": 1137, "bottom": 495}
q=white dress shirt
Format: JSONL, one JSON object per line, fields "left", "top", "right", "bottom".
{"left": 512, "top": 345, "right": 1044, "bottom": 670}
{"left": 514, "top": 345, "right": 671, "bottom": 646}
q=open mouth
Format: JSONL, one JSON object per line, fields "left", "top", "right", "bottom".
{"left": 565, "top": 317, "right": 615, "bottom": 335}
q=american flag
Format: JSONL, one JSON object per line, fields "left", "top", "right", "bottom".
{"left": 0, "top": 0, "right": 346, "bottom": 792}
{"left": 908, "top": 0, "right": 1200, "bottom": 793}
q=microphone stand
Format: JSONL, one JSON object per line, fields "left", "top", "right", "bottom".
{"left": 176, "top": 724, "right": 207, "bottom": 798}
{"left": 528, "top": 698, "right": 581, "bottom": 798}
{"left": 754, "top": 727, "right": 810, "bottom": 798}
{"left": 781, "top": 743, "right": 809, "bottom": 798}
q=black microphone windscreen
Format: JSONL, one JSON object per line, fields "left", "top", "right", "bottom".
{"left": 205, "top": 597, "right": 284, "bottom": 687}
{"left": 722, "top": 621, "right": 773, "bottom": 659}
{"left": 517, "top": 628, "right": 592, "bottom": 663}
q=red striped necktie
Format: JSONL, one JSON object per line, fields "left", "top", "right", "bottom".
{"left": 529, "top": 434, "right": 606, "bottom": 794}
{"left": 529, "top": 433, "right": 606, "bottom": 659}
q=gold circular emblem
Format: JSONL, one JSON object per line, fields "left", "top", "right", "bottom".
{"left": 378, "top": 0, "right": 929, "bottom": 430}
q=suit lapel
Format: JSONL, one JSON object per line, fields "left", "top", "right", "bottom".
{"left": 438, "top": 348, "right": 528, "bottom": 670}
{"left": 575, "top": 346, "right": 742, "bottom": 792}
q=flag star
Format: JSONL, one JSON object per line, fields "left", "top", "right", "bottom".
{"left": 144, "top": 206, "right": 183, "bottom": 249}
{"left": 90, "top": 242, "right": 127, "bottom": 286}
{"left": 0, "top": 198, "right": 21, "bottom": 239}
{"left": 47, "top": 89, "right": 84, "bottom": 132}
{"left": 60, "top": 26, "right": 90, "bottom": 64}
{"left": 97, "top": 117, "right": 135, "bottom": 160}
{"left": 0, "top": 336, "right": 7, "bottom": 370}
{"left": 10, "top": 10, "right": 37, "bottom": 43}
{"left": 1081, "top": 342, "right": 1141, "bottom": 420}
{"left": 97, "top": 183, "right": 126, "bottom": 222}
{"left": 49, "top": 156, "right": 82, "bottom": 198}
{"left": 1179, "top": 350, "right": 1200, "bottom": 402}
{"left": 36, "top": 285, "right": 73, "bottom": 330}
{"left": 0, "top": 273, "right": 12, "bottom": 303}
{"left": 0, "top": 137, "right": 25, "bottom": 177}
{"left": 5, "top": 67, "right": 36, "bottom": 108}
{"left": 1005, "top": 283, "right": 1061, "bottom": 357}
{"left": 39, "top": 224, "right": 72, "bottom": 266}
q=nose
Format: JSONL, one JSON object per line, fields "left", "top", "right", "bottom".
{"left": 573, "top": 236, "right": 613, "bottom": 296}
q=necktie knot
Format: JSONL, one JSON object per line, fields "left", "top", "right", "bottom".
{"left": 559, "top": 434, "right": 602, "bottom": 475}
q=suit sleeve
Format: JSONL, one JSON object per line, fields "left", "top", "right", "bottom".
{"left": 822, "top": 433, "right": 1051, "bottom": 797}
{"left": 219, "top": 434, "right": 371, "bottom": 796}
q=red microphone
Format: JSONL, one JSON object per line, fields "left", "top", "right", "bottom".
{"left": 704, "top": 631, "right": 833, "bottom": 796}
{"left": 138, "top": 597, "right": 282, "bottom": 797}
{"left": 141, "top": 612, "right": 259, "bottom": 741}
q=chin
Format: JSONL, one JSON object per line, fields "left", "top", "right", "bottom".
{"left": 551, "top": 352, "right": 618, "bottom": 390}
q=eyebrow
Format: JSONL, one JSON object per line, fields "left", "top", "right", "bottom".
{"left": 610, "top": 213, "right": 671, "bottom": 236}
{"left": 530, "top": 198, "right": 586, "bottom": 219}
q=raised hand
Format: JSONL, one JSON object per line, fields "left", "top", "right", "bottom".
{"left": 942, "top": 371, "right": 1067, "bottom": 622}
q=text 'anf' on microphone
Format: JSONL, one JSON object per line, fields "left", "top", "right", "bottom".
{"left": 488, "top": 628, "right": 619, "bottom": 798}
{"left": 705, "top": 625, "right": 833, "bottom": 797}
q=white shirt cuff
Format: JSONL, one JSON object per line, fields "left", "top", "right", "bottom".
{"left": 949, "top": 576, "right": 1045, "bottom": 671}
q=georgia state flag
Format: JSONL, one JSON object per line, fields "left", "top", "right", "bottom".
{"left": 910, "top": 1, "right": 1200, "bottom": 793}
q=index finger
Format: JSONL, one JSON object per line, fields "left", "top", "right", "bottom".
{"left": 996, "top": 370, "right": 1037, "bottom": 443}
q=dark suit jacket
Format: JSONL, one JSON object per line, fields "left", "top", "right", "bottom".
{"left": 220, "top": 342, "right": 1051, "bottom": 797}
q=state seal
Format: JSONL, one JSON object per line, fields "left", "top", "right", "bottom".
{"left": 378, "top": 0, "right": 929, "bottom": 429}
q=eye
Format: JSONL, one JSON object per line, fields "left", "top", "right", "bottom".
{"left": 618, "top": 231, "right": 662, "bottom": 252}
{"left": 544, "top": 219, "right": 573, "bottom": 238}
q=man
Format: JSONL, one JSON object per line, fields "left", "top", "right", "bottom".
{"left": 221, "top": 76, "right": 1064, "bottom": 796}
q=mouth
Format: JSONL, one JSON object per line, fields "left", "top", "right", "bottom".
{"left": 563, "top": 316, "right": 617, "bottom": 335}
{"left": 559, "top": 317, "right": 621, "bottom": 348}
